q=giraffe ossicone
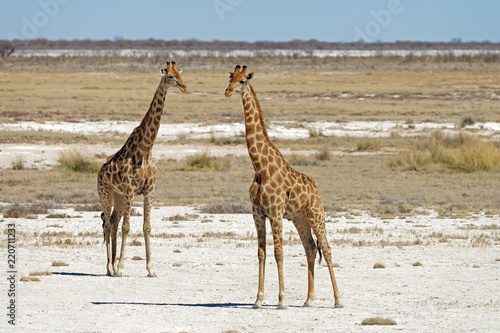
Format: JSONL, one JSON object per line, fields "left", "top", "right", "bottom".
{"left": 97, "top": 61, "right": 187, "bottom": 277}
{"left": 225, "top": 65, "right": 343, "bottom": 309}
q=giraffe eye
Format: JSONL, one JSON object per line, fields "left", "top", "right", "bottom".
{"left": 239, "top": 80, "right": 245, "bottom": 84}
{"left": 168, "top": 75, "right": 173, "bottom": 79}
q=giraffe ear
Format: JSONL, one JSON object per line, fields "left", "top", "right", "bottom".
{"left": 246, "top": 72, "right": 253, "bottom": 80}
{"left": 228, "top": 72, "right": 233, "bottom": 79}
{"left": 160, "top": 68, "right": 166, "bottom": 76}
{"left": 177, "top": 69, "right": 182, "bottom": 74}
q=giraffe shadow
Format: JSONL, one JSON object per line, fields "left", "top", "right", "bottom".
{"left": 91, "top": 301, "right": 306, "bottom": 309}
{"left": 91, "top": 301, "right": 254, "bottom": 308}
{"left": 53, "top": 272, "right": 105, "bottom": 277}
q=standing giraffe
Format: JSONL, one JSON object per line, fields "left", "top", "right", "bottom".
{"left": 97, "top": 61, "right": 187, "bottom": 277}
{"left": 224, "top": 65, "right": 342, "bottom": 309}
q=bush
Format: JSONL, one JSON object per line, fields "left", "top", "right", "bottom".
{"left": 58, "top": 150, "right": 101, "bottom": 173}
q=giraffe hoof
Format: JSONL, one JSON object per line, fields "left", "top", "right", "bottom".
{"left": 302, "top": 302, "right": 313, "bottom": 308}
{"left": 252, "top": 303, "right": 263, "bottom": 309}
{"left": 115, "top": 272, "right": 124, "bottom": 277}
{"left": 147, "top": 273, "right": 157, "bottom": 278}
{"left": 276, "top": 304, "right": 288, "bottom": 310}
{"left": 335, "top": 302, "right": 344, "bottom": 309}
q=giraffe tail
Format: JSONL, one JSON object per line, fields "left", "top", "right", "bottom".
{"left": 100, "top": 212, "right": 106, "bottom": 244}
{"left": 316, "top": 240, "right": 323, "bottom": 265}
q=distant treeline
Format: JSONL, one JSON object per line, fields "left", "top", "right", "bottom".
{"left": 3, "top": 38, "right": 500, "bottom": 50}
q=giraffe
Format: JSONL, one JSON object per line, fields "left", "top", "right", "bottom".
{"left": 224, "top": 65, "right": 343, "bottom": 309}
{"left": 97, "top": 61, "right": 187, "bottom": 277}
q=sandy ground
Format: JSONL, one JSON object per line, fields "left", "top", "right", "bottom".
{"left": 2, "top": 205, "right": 499, "bottom": 332}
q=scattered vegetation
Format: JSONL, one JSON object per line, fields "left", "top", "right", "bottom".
{"left": 373, "top": 262, "right": 386, "bottom": 269}
{"left": 413, "top": 261, "right": 423, "bottom": 267}
{"left": 3, "top": 203, "right": 53, "bottom": 218}
{"left": 200, "top": 203, "right": 251, "bottom": 214}
{"left": 361, "top": 317, "right": 397, "bottom": 326}
{"left": 389, "top": 131, "right": 500, "bottom": 172}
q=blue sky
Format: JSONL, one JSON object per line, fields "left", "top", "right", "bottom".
{"left": 1, "top": 0, "right": 499, "bottom": 42}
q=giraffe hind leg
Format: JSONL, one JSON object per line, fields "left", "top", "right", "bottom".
{"left": 309, "top": 211, "right": 343, "bottom": 308}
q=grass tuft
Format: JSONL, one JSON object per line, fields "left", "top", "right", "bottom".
{"left": 11, "top": 156, "right": 26, "bottom": 170}
{"left": 184, "top": 153, "right": 232, "bottom": 171}
{"left": 20, "top": 276, "right": 40, "bottom": 282}
{"left": 52, "top": 261, "right": 69, "bottom": 267}
{"left": 373, "top": 262, "right": 386, "bottom": 269}
{"left": 361, "top": 317, "right": 397, "bottom": 326}
{"left": 356, "top": 137, "right": 381, "bottom": 151}
{"left": 58, "top": 150, "right": 101, "bottom": 173}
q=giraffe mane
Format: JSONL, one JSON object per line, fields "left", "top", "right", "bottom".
{"left": 248, "top": 84, "right": 284, "bottom": 159}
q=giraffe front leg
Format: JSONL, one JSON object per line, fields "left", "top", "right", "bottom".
{"left": 116, "top": 194, "right": 133, "bottom": 277}
{"left": 292, "top": 214, "right": 317, "bottom": 307}
{"left": 271, "top": 216, "right": 286, "bottom": 310}
{"left": 111, "top": 194, "right": 124, "bottom": 274}
{"left": 252, "top": 212, "right": 266, "bottom": 309}
{"left": 143, "top": 191, "right": 156, "bottom": 277}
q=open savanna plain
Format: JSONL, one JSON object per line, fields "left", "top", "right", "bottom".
{"left": 1, "top": 54, "right": 500, "bottom": 332}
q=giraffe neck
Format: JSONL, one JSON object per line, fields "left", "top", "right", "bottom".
{"left": 133, "top": 78, "right": 168, "bottom": 157}
{"left": 242, "top": 84, "right": 283, "bottom": 172}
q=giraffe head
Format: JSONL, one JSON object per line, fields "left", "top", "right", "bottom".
{"left": 224, "top": 65, "right": 253, "bottom": 97}
{"left": 160, "top": 61, "right": 188, "bottom": 93}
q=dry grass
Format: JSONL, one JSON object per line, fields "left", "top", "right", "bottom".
{"left": 373, "top": 262, "right": 386, "bottom": 269}
{"left": 58, "top": 150, "right": 101, "bottom": 174}
{"left": 20, "top": 276, "right": 40, "bottom": 282}
{"left": 52, "top": 261, "right": 69, "bottom": 267}
{"left": 413, "top": 261, "right": 423, "bottom": 267}
{"left": 30, "top": 271, "right": 52, "bottom": 276}
{"left": 390, "top": 131, "right": 500, "bottom": 172}
{"left": 2, "top": 57, "right": 500, "bottom": 126}
{"left": 3, "top": 203, "right": 53, "bottom": 218}
{"left": 2, "top": 57, "right": 500, "bottom": 217}
{"left": 361, "top": 317, "right": 397, "bottom": 326}
{"left": 200, "top": 203, "right": 251, "bottom": 214}
{"left": 11, "top": 156, "right": 25, "bottom": 170}
{"left": 183, "top": 153, "right": 232, "bottom": 171}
